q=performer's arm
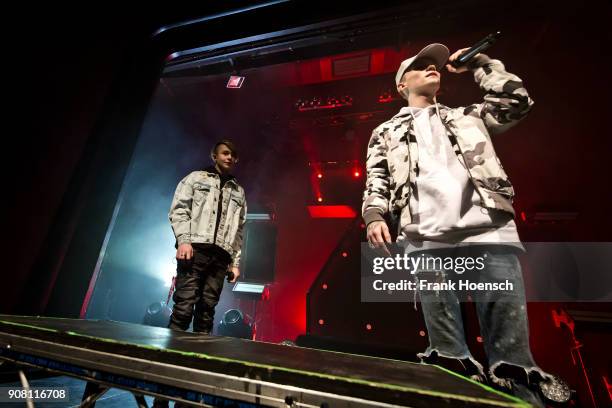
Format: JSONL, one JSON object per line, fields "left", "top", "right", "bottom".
{"left": 362, "top": 128, "right": 392, "bottom": 249}
{"left": 229, "top": 198, "right": 247, "bottom": 282}
{"left": 169, "top": 173, "right": 194, "bottom": 259}
{"left": 447, "top": 49, "right": 534, "bottom": 135}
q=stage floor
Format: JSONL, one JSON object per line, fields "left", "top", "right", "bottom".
{"left": 0, "top": 315, "right": 528, "bottom": 407}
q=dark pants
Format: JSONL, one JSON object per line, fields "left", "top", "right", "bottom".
{"left": 154, "top": 246, "right": 231, "bottom": 407}
{"left": 169, "top": 245, "right": 230, "bottom": 334}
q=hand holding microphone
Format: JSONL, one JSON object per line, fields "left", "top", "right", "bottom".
{"left": 446, "top": 31, "right": 501, "bottom": 73}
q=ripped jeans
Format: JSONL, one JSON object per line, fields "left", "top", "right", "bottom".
{"left": 413, "top": 244, "right": 549, "bottom": 387}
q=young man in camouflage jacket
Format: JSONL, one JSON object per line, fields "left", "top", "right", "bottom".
{"left": 363, "top": 44, "right": 561, "bottom": 405}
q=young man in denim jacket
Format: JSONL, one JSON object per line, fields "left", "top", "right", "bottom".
{"left": 154, "top": 140, "right": 247, "bottom": 408}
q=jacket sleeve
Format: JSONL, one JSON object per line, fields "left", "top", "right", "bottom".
{"left": 362, "top": 126, "right": 391, "bottom": 226}
{"left": 168, "top": 173, "right": 194, "bottom": 245}
{"left": 231, "top": 198, "right": 247, "bottom": 268}
{"left": 469, "top": 54, "right": 534, "bottom": 135}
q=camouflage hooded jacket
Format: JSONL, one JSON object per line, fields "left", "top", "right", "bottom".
{"left": 362, "top": 55, "right": 533, "bottom": 231}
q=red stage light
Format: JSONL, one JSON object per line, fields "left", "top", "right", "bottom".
{"left": 366, "top": 323, "right": 372, "bottom": 331}
{"left": 261, "top": 286, "right": 271, "bottom": 301}
{"left": 317, "top": 173, "right": 323, "bottom": 179}
{"left": 520, "top": 211, "right": 527, "bottom": 222}
{"left": 603, "top": 376, "right": 611, "bottom": 401}
{"left": 322, "top": 283, "right": 328, "bottom": 290}
{"left": 476, "top": 336, "right": 483, "bottom": 343}
{"left": 353, "top": 171, "right": 360, "bottom": 178}
{"left": 296, "top": 95, "right": 352, "bottom": 111}
{"left": 317, "top": 197, "right": 323, "bottom": 203}
{"left": 341, "top": 251, "right": 348, "bottom": 258}
{"left": 307, "top": 205, "right": 357, "bottom": 218}
{"left": 318, "top": 319, "right": 325, "bottom": 325}
{"left": 419, "top": 330, "right": 426, "bottom": 337}
{"left": 378, "top": 91, "right": 393, "bottom": 103}
{"left": 226, "top": 75, "right": 245, "bottom": 88}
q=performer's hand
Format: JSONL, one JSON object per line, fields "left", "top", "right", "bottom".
{"left": 176, "top": 243, "right": 193, "bottom": 261}
{"left": 228, "top": 266, "right": 240, "bottom": 283}
{"left": 367, "top": 221, "right": 392, "bottom": 256}
{"left": 446, "top": 47, "right": 474, "bottom": 74}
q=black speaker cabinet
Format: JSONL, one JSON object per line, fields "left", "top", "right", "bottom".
{"left": 241, "top": 221, "right": 277, "bottom": 283}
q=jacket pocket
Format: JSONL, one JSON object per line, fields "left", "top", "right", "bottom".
{"left": 193, "top": 182, "right": 211, "bottom": 203}
{"left": 227, "top": 195, "right": 244, "bottom": 218}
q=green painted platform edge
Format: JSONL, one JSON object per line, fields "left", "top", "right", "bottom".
{"left": 434, "top": 365, "right": 530, "bottom": 407}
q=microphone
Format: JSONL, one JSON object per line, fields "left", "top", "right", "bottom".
{"left": 450, "top": 31, "right": 501, "bottom": 68}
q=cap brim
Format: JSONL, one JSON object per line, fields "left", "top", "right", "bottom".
{"left": 396, "top": 43, "right": 450, "bottom": 85}
{"left": 410, "top": 43, "right": 450, "bottom": 71}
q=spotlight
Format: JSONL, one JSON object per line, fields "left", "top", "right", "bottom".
{"left": 327, "top": 96, "right": 339, "bottom": 106}
{"left": 317, "top": 173, "right": 323, "bottom": 179}
{"left": 317, "top": 197, "right": 323, "bottom": 203}
{"left": 378, "top": 90, "right": 393, "bottom": 103}
{"left": 353, "top": 170, "right": 361, "bottom": 178}
{"left": 341, "top": 95, "right": 353, "bottom": 105}
{"left": 217, "top": 309, "right": 253, "bottom": 339}
{"left": 143, "top": 301, "right": 172, "bottom": 328}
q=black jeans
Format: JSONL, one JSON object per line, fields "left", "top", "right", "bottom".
{"left": 169, "top": 245, "right": 230, "bottom": 334}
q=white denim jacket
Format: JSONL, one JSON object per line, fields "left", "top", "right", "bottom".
{"left": 169, "top": 169, "right": 247, "bottom": 267}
